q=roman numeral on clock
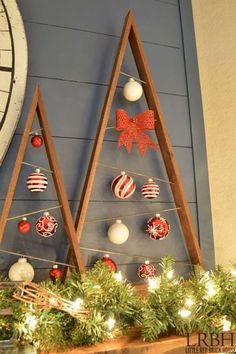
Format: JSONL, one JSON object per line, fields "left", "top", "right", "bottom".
{"left": 0, "top": 66, "right": 12, "bottom": 72}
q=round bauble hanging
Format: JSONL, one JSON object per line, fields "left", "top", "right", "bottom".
{"left": 141, "top": 178, "right": 160, "bottom": 199}
{"left": 123, "top": 78, "right": 143, "bottom": 102}
{"left": 31, "top": 132, "right": 44, "bottom": 148}
{"left": 17, "top": 217, "right": 31, "bottom": 234}
{"left": 111, "top": 171, "right": 136, "bottom": 199}
{"left": 101, "top": 254, "right": 117, "bottom": 272}
{"left": 49, "top": 264, "right": 62, "bottom": 282}
{"left": 36, "top": 212, "right": 58, "bottom": 237}
{"left": 137, "top": 260, "right": 156, "bottom": 279}
{"left": 8, "top": 257, "right": 34, "bottom": 281}
{"left": 27, "top": 168, "right": 48, "bottom": 192}
{"left": 146, "top": 214, "right": 170, "bottom": 240}
{"left": 108, "top": 219, "right": 129, "bottom": 245}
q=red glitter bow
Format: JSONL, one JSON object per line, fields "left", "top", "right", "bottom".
{"left": 116, "top": 109, "right": 158, "bottom": 157}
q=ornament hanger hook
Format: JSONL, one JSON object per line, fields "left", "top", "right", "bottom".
{"left": 120, "top": 71, "right": 146, "bottom": 84}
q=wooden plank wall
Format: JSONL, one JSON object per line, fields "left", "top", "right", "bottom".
{"left": 0, "top": 0, "right": 214, "bottom": 282}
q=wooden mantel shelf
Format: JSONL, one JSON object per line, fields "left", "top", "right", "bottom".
{"left": 43, "top": 330, "right": 221, "bottom": 354}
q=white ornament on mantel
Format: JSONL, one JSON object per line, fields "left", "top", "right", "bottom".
{"left": 8, "top": 257, "right": 34, "bottom": 281}
{"left": 107, "top": 219, "right": 129, "bottom": 244}
{"left": 123, "top": 78, "right": 143, "bottom": 101}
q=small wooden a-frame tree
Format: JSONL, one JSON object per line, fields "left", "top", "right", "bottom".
{"left": 0, "top": 86, "right": 83, "bottom": 270}
{"left": 68, "top": 10, "right": 204, "bottom": 271}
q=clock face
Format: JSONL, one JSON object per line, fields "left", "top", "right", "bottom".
{"left": 0, "top": 0, "right": 27, "bottom": 165}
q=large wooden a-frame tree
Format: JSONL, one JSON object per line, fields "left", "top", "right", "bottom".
{"left": 67, "top": 10, "right": 204, "bottom": 271}
{"left": 0, "top": 86, "right": 83, "bottom": 270}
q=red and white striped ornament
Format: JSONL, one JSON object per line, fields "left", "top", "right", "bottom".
{"left": 137, "top": 260, "right": 156, "bottom": 279}
{"left": 27, "top": 168, "right": 48, "bottom": 192}
{"left": 146, "top": 214, "right": 170, "bottom": 240}
{"left": 111, "top": 171, "right": 136, "bottom": 199}
{"left": 36, "top": 212, "right": 58, "bottom": 237}
{"left": 141, "top": 178, "right": 160, "bottom": 199}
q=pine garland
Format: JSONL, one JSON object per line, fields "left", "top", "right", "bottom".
{"left": 0, "top": 257, "right": 236, "bottom": 352}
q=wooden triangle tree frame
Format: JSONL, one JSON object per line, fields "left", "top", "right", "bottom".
{"left": 0, "top": 85, "right": 84, "bottom": 270}
{"left": 69, "top": 10, "right": 204, "bottom": 271}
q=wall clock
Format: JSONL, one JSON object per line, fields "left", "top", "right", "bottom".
{"left": 0, "top": 0, "right": 27, "bottom": 165}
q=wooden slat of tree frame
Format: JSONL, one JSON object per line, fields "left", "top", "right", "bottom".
{"left": 0, "top": 86, "right": 83, "bottom": 271}
{"left": 66, "top": 10, "right": 204, "bottom": 274}
{"left": 128, "top": 14, "right": 204, "bottom": 266}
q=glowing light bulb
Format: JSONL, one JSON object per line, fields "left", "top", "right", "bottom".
{"left": 230, "top": 268, "right": 236, "bottom": 276}
{"left": 178, "top": 309, "right": 191, "bottom": 318}
{"left": 72, "top": 298, "right": 83, "bottom": 311}
{"left": 114, "top": 271, "right": 123, "bottom": 282}
{"left": 166, "top": 270, "right": 174, "bottom": 279}
{"left": 185, "top": 298, "right": 194, "bottom": 307}
{"left": 148, "top": 278, "right": 158, "bottom": 290}
{"left": 107, "top": 317, "right": 116, "bottom": 331}
{"left": 206, "top": 280, "right": 216, "bottom": 298}
{"left": 25, "top": 315, "right": 38, "bottom": 330}
{"left": 93, "top": 285, "right": 101, "bottom": 289}
{"left": 223, "top": 317, "right": 231, "bottom": 331}
{"left": 49, "top": 298, "right": 58, "bottom": 306}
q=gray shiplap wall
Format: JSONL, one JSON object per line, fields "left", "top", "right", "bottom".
{"left": 0, "top": 0, "right": 214, "bottom": 281}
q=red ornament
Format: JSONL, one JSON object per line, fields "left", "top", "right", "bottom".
{"left": 17, "top": 217, "right": 31, "bottom": 234}
{"left": 31, "top": 132, "right": 44, "bottom": 148}
{"left": 101, "top": 254, "right": 117, "bottom": 272}
{"left": 146, "top": 214, "right": 170, "bottom": 240}
{"left": 138, "top": 260, "right": 156, "bottom": 279}
{"left": 27, "top": 168, "right": 48, "bottom": 192}
{"left": 111, "top": 171, "right": 136, "bottom": 199}
{"left": 36, "top": 212, "right": 58, "bottom": 237}
{"left": 141, "top": 178, "right": 160, "bottom": 199}
{"left": 49, "top": 264, "right": 62, "bottom": 281}
{"left": 116, "top": 109, "right": 158, "bottom": 157}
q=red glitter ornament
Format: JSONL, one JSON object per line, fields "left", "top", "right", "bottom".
{"left": 101, "top": 254, "right": 117, "bottom": 272}
{"left": 111, "top": 171, "right": 136, "bottom": 199}
{"left": 146, "top": 214, "right": 170, "bottom": 240}
{"left": 49, "top": 264, "right": 62, "bottom": 281}
{"left": 17, "top": 217, "right": 31, "bottom": 234}
{"left": 31, "top": 132, "right": 44, "bottom": 148}
{"left": 36, "top": 212, "right": 58, "bottom": 237}
{"left": 138, "top": 260, "right": 156, "bottom": 279}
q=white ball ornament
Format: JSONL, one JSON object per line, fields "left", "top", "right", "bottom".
{"left": 123, "top": 78, "right": 143, "bottom": 102}
{"left": 108, "top": 219, "right": 129, "bottom": 245}
{"left": 8, "top": 257, "right": 34, "bottom": 281}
